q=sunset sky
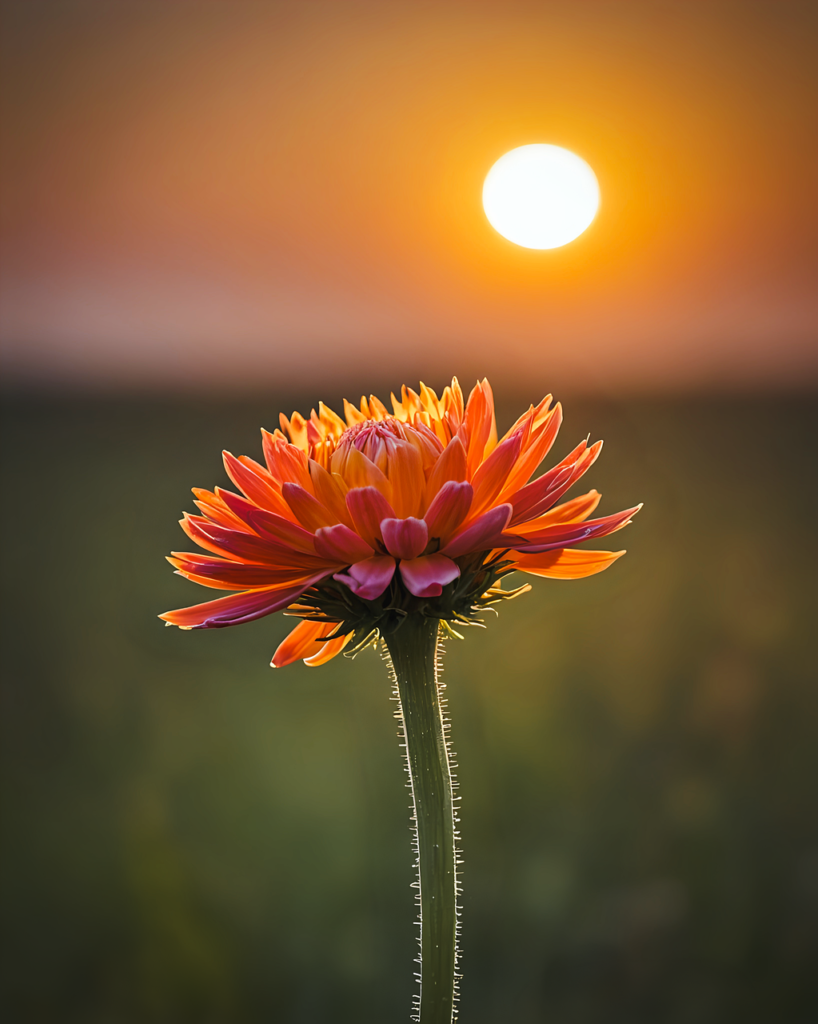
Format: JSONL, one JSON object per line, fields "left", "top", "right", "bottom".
{"left": 1, "top": 0, "right": 816, "bottom": 393}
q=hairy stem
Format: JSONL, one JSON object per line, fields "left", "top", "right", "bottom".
{"left": 384, "top": 617, "right": 460, "bottom": 1024}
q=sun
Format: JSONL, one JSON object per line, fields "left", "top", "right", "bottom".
{"left": 482, "top": 144, "right": 600, "bottom": 249}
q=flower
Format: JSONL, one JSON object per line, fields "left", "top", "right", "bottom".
{"left": 161, "top": 378, "right": 640, "bottom": 666}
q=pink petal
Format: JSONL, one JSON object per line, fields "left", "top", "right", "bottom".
{"left": 346, "top": 486, "right": 397, "bottom": 547}
{"left": 440, "top": 503, "right": 513, "bottom": 558}
{"left": 381, "top": 517, "right": 428, "bottom": 560}
{"left": 399, "top": 554, "right": 460, "bottom": 598}
{"left": 508, "top": 506, "right": 641, "bottom": 553}
{"left": 424, "top": 480, "right": 473, "bottom": 542}
{"left": 334, "top": 555, "right": 396, "bottom": 600}
{"left": 160, "top": 576, "right": 325, "bottom": 629}
{"left": 314, "top": 524, "right": 374, "bottom": 563}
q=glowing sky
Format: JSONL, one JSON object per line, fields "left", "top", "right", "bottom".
{"left": 1, "top": 1, "right": 816, "bottom": 392}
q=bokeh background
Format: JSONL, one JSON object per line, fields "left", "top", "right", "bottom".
{"left": 2, "top": 2, "right": 817, "bottom": 1022}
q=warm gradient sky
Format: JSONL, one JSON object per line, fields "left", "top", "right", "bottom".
{"left": 1, "top": 0, "right": 816, "bottom": 392}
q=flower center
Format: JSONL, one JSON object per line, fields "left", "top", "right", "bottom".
{"left": 337, "top": 417, "right": 406, "bottom": 451}
{"left": 335, "top": 418, "right": 414, "bottom": 474}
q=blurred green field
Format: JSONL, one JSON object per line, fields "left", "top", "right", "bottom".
{"left": 1, "top": 391, "right": 817, "bottom": 1023}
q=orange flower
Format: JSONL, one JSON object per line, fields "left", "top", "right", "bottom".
{"left": 161, "top": 378, "right": 640, "bottom": 666}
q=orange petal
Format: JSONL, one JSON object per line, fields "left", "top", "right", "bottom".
{"left": 168, "top": 555, "right": 321, "bottom": 591}
{"left": 271, "top": 618, "right": 334, "bottom": 668}
{"left": 511, "top": 548, "right": 625, "bottom": 579}
{"left": 345, "top": 486, "right": 397, "bottom": 547}
{"left": 223, "top": 451, "right": 293, "bottom": 519}
{"left": 387, "top": 440, "right": 425, "bottom": 518}
{"left": 424, "top": 480, "right": 473, "bottom": 542}
{"left": 282, "top": 482, "right": 337, "bottom": 531}
{"left": 498, "top": 403, "right": 563, "bottom": 499}
{"left": 191, "top": 488, "right": 254, "bottom": 532}
{"left": 426, "top": 435, "right": 468, "bottom": 504}
{"left": 279, "top": 410, "right": 309, "bottom": 450}
{"left": 469, "top": 431, "right": 523, "bottom": 517}
{"left": 162, "top": 578, "right": 322, "bottom": 630}
{"left": 461, "top": 379, "right": 496, "bottom": 477}
{"left": 261, "top": 430, "right": 313, "bottom": 491}
{"left": 512, "top": 490, "right": 602, "bottom": 533}
{"left": 336, "top": 447, "right": 393, "bottom": 502}
{"left": 309, "top": 461, "right": 354, "bottom": 528}
{"left": 304, "top": 632, "right": 353, "bottom": 667}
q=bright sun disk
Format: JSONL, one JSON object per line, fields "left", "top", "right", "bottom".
{"left": 482, "top": 144, "right": 600, "bottom": 249}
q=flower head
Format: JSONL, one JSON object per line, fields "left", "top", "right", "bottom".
{"left": 161, "top": 378, "right": 640, "bottom": 666}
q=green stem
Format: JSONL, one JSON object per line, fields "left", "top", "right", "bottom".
{"left": 384, "top": 616, "right": 460, "bottom": 1024}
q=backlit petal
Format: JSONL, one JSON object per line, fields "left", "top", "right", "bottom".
{"left": 261, "top": 430, "right": 313, "bottom": 490}
{"left": 282, "top": 482, "right": 337, "bottom": 531}
{"left": 181, "top": 514, "right": 317, "bottom": 565}
{"left": 337, "top": 446, "right": 393, "bottom": 501}
{"left": 399, "top": 554, "right": 460, "bottom": 598}
{"left": 426, "top": 436, "right": 468, "bottom": 503}
{"left": 498, "top": 403, "right": 563, "bottom": 499}
{"left": 160, "top": 577, "right": 325, "bottom": 629}
{"left": 441, "top": 503, "right": 513, "bottom": 558}
{"left": 387, "top": 440, "right": 425, "bottom": 518}
{"left": 314, "top": 523, "right": 374, "bottom": 563}
{"left": 223, "top": 451, "right": 293, "bottom": 518}
{"left": 168, "top": 554, "right": 321, "bottom": 590}
{"left": 424, "top": 480, "right": 473, "bottom": 542}
{"left": 461, "top": 379, "right": 496, "bottom": 477}
{"left": 346, "top": 486, "right": 397, "bottom": 547}
{"left": 304, "top": 632, "right": 353, "bottom": 667}
{"left": 381, "top": 517, "right": 429, "bottom": 560}
{"left": 511, "top": 490, "right": 601, "bottom": 533}
{"left": 309, "top": 461, "right": 353, "bottom": 527}
{"left": 333, "top": 555, "right": 396, "bottom": 600}
{"left": 469, "top": 432, "right": 522, "bottom": 516}
{"left": 510, "top": 506, "right": 641, "bottom": 552}
{"left": 511, "top": 548, "right": 625, "bottom": 578}
{"left": 271, "top": 618, "right": 333, "bottom": 668}
{"left": 508, "top": 440, "right": 602, "bottom": 524}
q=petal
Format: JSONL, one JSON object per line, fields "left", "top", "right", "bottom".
{"left": 498, "top": 403, "right": 563, "bottom": 499}
{"left": 387, "top": 440, "right": 425, "bottom": 518}
{"left": 222, "top": 451, "right": 293, "bottom": 518}
{"left": 335, "top": 446, "right": 393, "bottom": 501}
{"left": 423, "top": 480, "right": 473, "bottom": 542}
{"left": 279, "top": 410, "right": 310, "bottom": 450}
{"left": 168, "top": 554, "right": 321, "bottom": 590}
{"left": 469, "top": 431, "right": 523, "bottom": 516}
{"left": 304, "top": 632, "right": 353, "bottom": 667}
{"left": 216, "top": 490, "right": 318, "bottom": 554}
{"left": 309, "top": 461, "right": 354, "bottom": 528}
{"left": 271, "top": 618, "right": 334, "bottom": 668}
{"left": 511, "top": 548, "right": 626, "bottom": 579}
{"left": 511, "top": 490, "right": 601, "bottom": 533}
{"left": 441, "top": 503, "right": 513, "bottom": 558}
{"left": 509, "top": 506, "right": 641, "bottom": 552}
{"left": 181, "top": 514, "right": 320, "bottom": 566}
{"left": 261, "top": 430, "right": 313, "bottom": 490}
{"left": 381, "top": 517, "right": 428, "bottom": 560}
{"left": 509, "top": 440, "right": 603, "bottom": 525}
{"left": 282, "top": 482, "right": 337, "bottom": 530}
{"left": 461, "top": 379, "right": 497, "bottom": 476}
{"left": 314, "top": 523, "right": 374, "bottom": 563}
{"left": 346, "top": 486, "right": 397, "bottom": 547}
{"left": 333, "top": 555, "right": 396, "bottom": 600}
{"left": 426, "top": 436, "right": 468, "bottom": 503}
{"left": 399, "top": 554, "right": 460, "bottom": 598}
{"left": 160, "top": 577, "right": 325, "bottom": 629}
{"left": 191, "top": 488, "right": 254, "bottom": 532}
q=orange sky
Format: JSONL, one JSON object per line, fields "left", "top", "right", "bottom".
{"left": 1, "top": 0, "right": 816, "bottom": 393}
